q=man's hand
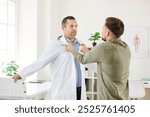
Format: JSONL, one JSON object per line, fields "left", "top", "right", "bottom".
{"left": 12, "top": 73, "right": 21, "bottom": 83}
{"left": 81, "top": 44, "right": 89, "bottom": 54}
{"left": 65, "top": 43, "right": 74, "bottom": 52}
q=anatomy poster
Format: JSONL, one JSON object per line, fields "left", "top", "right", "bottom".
{"left": 124, "top": 27, "right": 149, "bottom": 58}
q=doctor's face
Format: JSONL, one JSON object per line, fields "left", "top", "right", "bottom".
{"left": 62, "top": 19, "right": 78, "bottom": 40}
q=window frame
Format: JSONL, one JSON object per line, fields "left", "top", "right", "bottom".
{"left": 0, "top": 0, "right": 18, "bottom": 63}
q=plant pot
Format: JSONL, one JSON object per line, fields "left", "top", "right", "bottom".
{"left": 92, "top": 42, "right": 97, "bottom": 47}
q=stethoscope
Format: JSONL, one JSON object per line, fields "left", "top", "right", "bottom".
{"left": 57, "top": 35, "right": 63, "bottom": 40}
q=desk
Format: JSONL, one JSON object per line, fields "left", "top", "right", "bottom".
{"left": 142, "top": 80, "right": 150, "bottom": 100}
{"left": 0, "top": 76, "right": 146, "bottom": 100}
{"left": 0, "top": 77, "right": 51, "bottom": 100}
{"left": 24, "top": 81, "right": 51, "bottom": 99}
{"left": 143, "top": 80, "right": 150, "bottom": 88}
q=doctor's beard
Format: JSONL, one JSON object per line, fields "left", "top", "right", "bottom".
{"left": 71, "top": 31, "right": 76, "bottom": 36}
{"left": 70, "top": 31, "right": 77, "bottom": 39}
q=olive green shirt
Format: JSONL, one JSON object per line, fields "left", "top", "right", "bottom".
{"left": 72, "top": 38, "right": 131, "bottom": 100}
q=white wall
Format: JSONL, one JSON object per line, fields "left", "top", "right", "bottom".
{"left": 50, "top": 0, "right": 61, "bottom": 39}
{"left": 18, "top": 0, "right": 37, "bottom": 81}
{"left": 37, "top": 0, "right": 51, "bottom": 80}
{"left": 50, "top": 0, "right": 150, "bottom": 79}
{"left": 18, "top": 0, "right": 37, "bottom": 65}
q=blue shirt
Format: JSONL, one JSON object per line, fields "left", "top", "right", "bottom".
{"left": 65, "top": 38, "right": 82, "bottom": 87}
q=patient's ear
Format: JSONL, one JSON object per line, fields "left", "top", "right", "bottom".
{"left": 106, "top": 30, "right": 109, "bottom": 37}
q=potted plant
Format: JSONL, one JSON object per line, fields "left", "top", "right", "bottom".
{"left": 88, "top": 32, "right": 101, "bottom": 46}
{"left": 2, "top": 60, "right": 19, "bottom": 76}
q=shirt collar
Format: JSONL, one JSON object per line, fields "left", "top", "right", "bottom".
{"left": 65, "top": 37, "right": 79, "bottom": 45}
{"left": 107, "top": 38, "right": 127, "bottom": 47}
{"left": 107, "top": 38, "right": 121, "bottom": 43}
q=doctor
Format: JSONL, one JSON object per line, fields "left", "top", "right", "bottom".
{"left": 13, "top": 16, "right": 86, "bottom": 100}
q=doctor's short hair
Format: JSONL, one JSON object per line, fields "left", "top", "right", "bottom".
{"left": 105, "top": 17, "right": 124, "bottom": 38}
{"left": 62, "top": 16, "right": 76, "bottom": 27}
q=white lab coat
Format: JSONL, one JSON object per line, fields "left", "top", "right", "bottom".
{"left": 19, "top": 36, "right": 87, "bottom": 100}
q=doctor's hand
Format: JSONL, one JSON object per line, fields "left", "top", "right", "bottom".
{"left": 12, "top": 73, "right": 21, "bottom": 83}
{"left": 81, "top": 44, "right": 89, "bottom": 54}
{"left": 65, "top": 43, "right": 74, "bottom": 52}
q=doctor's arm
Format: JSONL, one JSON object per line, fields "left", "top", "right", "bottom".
{"left": 13, "top": 42, "right": 63, "bottom": 82}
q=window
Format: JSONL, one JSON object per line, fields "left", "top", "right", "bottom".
{"left": 0, "top": 0, "right": 17, "bottom": 63}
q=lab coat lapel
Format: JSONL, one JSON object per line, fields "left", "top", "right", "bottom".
{"left": 45, "top": 36, "right": 86, "bottom": 100}
{"left": 60, "top": 36, "right": 87, "bottom": 100}
{"left": 45, "top": 36, "right": 77, "bottom": 99}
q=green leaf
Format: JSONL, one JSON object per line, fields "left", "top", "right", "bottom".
{"left": 2, "top": 60, "right": 19, "bottom": 76}
{"left": 88, "top": 32, "right": 101, "bottom": 42}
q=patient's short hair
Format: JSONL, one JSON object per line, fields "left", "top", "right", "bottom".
{"left": 62, "top": 16, "right": 76, "bottom": 27}
{"left": 105, "top": 17, "right": 124, "bottom": 38}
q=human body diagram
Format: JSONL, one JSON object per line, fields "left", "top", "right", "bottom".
{"left": 133, "top": 34, "right": 140, "bottom": 53}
